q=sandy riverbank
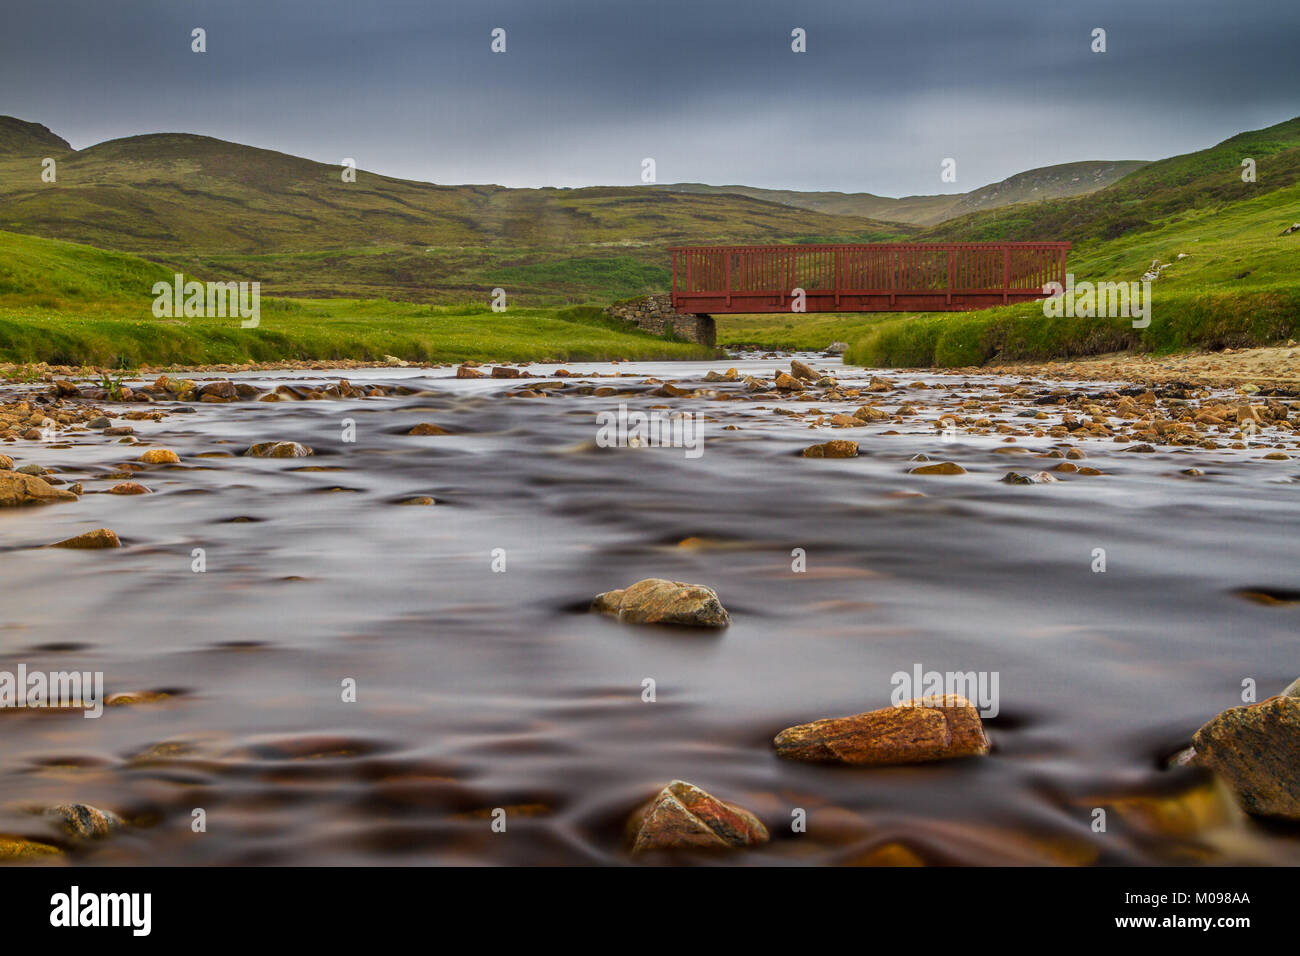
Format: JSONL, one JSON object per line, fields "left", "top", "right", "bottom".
{"left": 988, "top": 344, "right": 1300, "bottom": 390}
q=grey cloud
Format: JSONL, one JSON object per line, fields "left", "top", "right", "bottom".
{"left": 0, "top": 0, "right": 1296, "bottom": 195}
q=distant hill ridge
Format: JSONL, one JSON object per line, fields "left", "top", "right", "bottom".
{"left": 0, "top": 117, "right": 908, "bottom": 259}
{"left": 0, "top": 116, "right": 71, "bottom": 156}
{"left": 656, "top": 160, "right": 1148, "bottom": 226}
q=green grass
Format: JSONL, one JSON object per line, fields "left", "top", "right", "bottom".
{"left": 716, "top": 312, "right": 890, "bottom": 351}
{"left": 845, "top": 180, "right": 1300, "bottom": 367}
{"left": 156, "top": 248, "right": 676, "bottom": 306}
{"left": 0, "top": 299, "right": 715, "bottom": 367}
{"left": 0, "top": 231, "right": 714, "bottom": 366}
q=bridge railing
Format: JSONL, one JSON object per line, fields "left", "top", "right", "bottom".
{"left": 669, "top": 242, "right": 1071, "bottom": 313}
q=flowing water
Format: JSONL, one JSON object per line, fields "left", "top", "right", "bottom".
{"left": 4, "top": 356, "right": 1300, "bottom": 865}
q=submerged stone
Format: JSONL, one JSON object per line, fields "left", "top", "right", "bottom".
{"left": 1193, "top": 695, "right": 1300, "bottom": 819}
{"left": 592, "top": 578, "right": 730, "bottom": 628}
{"left": 774, "top": 695, "right": 990, "bottom": 765}
{"left": 0, "top": 470, "right": 77, "bottom": 507}
{"left": 50, "top": 528, "right": 121, "bottom": 549}
{"left": 910, "top": 461, "right": 966, "bottom": 475}
{"left": 45, "top": 804, "right": 122, "bottom": 840}
{"left": 802, "top": 440, "right": 858, "bottom": 458}
{"left": 627, "top": 780, "right": 768, "bottom": 853}
{"left": 138, "top": 448, "right": 180, "bottom": 465}
{"left": 245, "top": 441, "right": 313, "bottom": 458}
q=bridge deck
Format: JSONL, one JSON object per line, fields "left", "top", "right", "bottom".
{"left": 670, "top": 242, "right": 1070, "bottom": 314}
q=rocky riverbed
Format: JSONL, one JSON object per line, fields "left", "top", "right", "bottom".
{"left": 2, "top": 353, "right": 1300, "bottom": 865}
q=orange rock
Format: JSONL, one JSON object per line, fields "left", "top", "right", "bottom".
{"left": 0, "top": 470, "right": 77, "bottom": 507}
{"left": 139, "top": 448, "right": 180, "bottom": 465}
{"left": 592, "top": 578, "right": 730, "bottom": 628}
{"left": 109, "top": 482, "right": 150, "bottom": 495}
{"left": 801, "top": 440, "right": 858, "bottom": 458}
{"left": 628, "top": 780, "right": 768, "bottom": 853}
{"left": 774, "top": 695, "right": 990, "bottom": 765}
{"left": 1193, "top": 695, "right": 1300, "bottom": 819}
{"left": 50, "top": 528, "right": 121, "bottom": 549}
{"left": 910, "top": 461, "right": 966, "bottom": 475}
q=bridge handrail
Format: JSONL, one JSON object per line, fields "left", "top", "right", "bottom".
{"left": 668, "top": 241, "right": 1072, "bottom": 252}
{"left": 669, "top": 241, "right": 1072, "bottom": 313}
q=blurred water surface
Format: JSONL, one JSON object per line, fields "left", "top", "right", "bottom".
{"left": 2, "top": 356, "right": 1299, "bottom": 865}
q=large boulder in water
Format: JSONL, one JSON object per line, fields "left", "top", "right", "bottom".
{"left": 1192, "top": 695, "right": 1300, "bottom": 819}
{"left": 790, "top": 359, "right": 818, "bottom": 381}
{"left": 627, "top": 780, "right": 768, "bottom": 853}
{"left": 774, "top": 695, "right": 990, "bottom": 765}
{"left": 45, "top": 804, "right": 122, "bottom": 839}
{"left": 245, "top": 441, "right": 313, "bottom": 458}
{"left": 592, "top": 578, "right": 730, "bottom": 628}
{"left": 0, "top": 470, "right": 77, "bottom": 507}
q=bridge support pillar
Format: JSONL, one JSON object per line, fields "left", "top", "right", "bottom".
{"left": 604, "top": 294, "right": 716, "bottom": 347}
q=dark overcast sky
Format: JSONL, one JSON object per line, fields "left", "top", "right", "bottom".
{"left": 2, "top": 0, "right": 1297, "bottom": 195}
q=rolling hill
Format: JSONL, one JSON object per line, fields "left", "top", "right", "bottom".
{"left": 0, "top": 119, "right": 909, "bottom": 303}
{"left": 0, "top": 116, "right": 70, "bottom": 156}
{"left": 656, "top": 160, "right": 1147, "bottom": 226}
{"left": 922, "top": 116, "right": 1300, "bottom": 247}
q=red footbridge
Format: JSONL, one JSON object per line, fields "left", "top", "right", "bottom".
{"left": 670, "top": 242, "right": 1070, "bottom": 314}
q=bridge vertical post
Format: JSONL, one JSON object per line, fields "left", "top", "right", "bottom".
{"left": 834, "top": 247, "right": 841, "bottom": 307}
{"left": 671, "top": 249, "right": 678, "bottom": 310}
{"left": 725, "top": 249, "right": 732, "bottom": 308}
{"left": 1002, "top": 247, "right": 1011, "bottom": 305}
{"left": 889, "top": 248, "right": 896, "bottom": 306}
{"left": 947, "top": 247, "right": 955, "bottom": 306}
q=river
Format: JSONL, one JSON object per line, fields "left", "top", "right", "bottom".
{"left": 3, "top": 355, "right": 1299, "bottom": 865}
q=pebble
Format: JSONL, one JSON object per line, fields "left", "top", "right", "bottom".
{"left": 0, "top": 836, "right": 60, "bottom": 859}
{"left": 50, "top": 528, "right": 121, "bottom": 549}
{"left": 109, "top": 482, "right": 150, "bottom": 495}
{"left": 910, "top": 461, "right": 966, "bottom": 475}
{"left": 139, "top": 448, "right": 180, "bottom": 464}
{"left": 801, "top": 440, "right": 858, "bottom": 458}
{"left": 45, "top": 803, "right": 122, "bottom": 839}
{"left": 245, "top": 441, "right": 313, "bottom": 458}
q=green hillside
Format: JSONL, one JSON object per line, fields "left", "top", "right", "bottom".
{"left": 0, "top": 122, "right": 907, "bottom": 304}
{"left": 842, "top": 177, "right": 1300, "bottom": 367}
{"left": 0, "top": 116, "right": 70, "bottom": 156}
{"left": 922, "top": 117, "right": 1300, "bottom": 246}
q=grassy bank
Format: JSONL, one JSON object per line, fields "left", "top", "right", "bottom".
{"left": 0, "top": 301, "right": 715, "bottom": 368}
{"left": 715, "top": 312, "right": 889, "bottom": 351}
{"left": 844, "top": 287, "right": 1300, "bottom": 367}
{"left": 0, "top": 232, "right": 714, "bottom": 367}
{"left": 847, "top": 179, "right": 1300, "bottom": 367}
